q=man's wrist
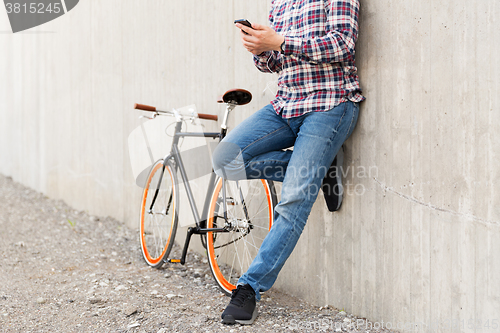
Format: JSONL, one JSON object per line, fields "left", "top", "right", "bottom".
{"left": 276, "top": 35, "right": 285, "bottom": 52}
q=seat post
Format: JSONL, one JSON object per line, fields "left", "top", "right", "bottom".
{"left": 221, "top": 103, "right": 236, "bottom": 130}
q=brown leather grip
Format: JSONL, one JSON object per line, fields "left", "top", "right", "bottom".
{"left": 134, "top": 103, "right": 156, "bottom": 112}
{"left": 197, "top": 113, "right": 218, "bottom": 121}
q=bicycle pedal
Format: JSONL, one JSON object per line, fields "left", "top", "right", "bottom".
{"left": 168, "top": 259, "right": 182, "bottom": 263}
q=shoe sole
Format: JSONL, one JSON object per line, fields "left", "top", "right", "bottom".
{"left": 221, "top": 307, "right": 258, "bottom": 325}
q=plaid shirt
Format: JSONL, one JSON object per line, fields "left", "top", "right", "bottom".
{"left": 254, "top": 0, "right": 365, "bottom": 118}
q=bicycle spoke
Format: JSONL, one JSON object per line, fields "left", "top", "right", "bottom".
{"left": 153, "top": 214, "right": 161, "bottom": 257}
{"left": 227, "top": 248, "right": 237, "bottom": 284}
{"left": 239, "top": 227, "right": 253, "bottom": 270}
{"left": 231, "top": 231, "right": 245, "bottom": 278}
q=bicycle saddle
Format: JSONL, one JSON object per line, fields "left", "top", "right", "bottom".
{"left": 217, "top": 89, "right": 252, "bottom": 106}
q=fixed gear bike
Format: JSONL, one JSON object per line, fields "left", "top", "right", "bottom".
{"left": 134, "top": 89, "right": 277, "bottom": 295}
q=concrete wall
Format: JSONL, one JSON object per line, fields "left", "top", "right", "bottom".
{"left": 1, "top": 1, "right": 499, "bottom": 331}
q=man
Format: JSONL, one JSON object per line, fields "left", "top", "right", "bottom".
{"left": 212, "top": 0, "right": 364, "bottom": 325}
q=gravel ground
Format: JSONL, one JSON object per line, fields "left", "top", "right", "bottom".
{"left": 0, "top": 174, "right": 396, "bottom": 333}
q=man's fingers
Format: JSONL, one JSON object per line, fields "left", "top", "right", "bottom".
{"left": 235, "top": 23, "right": 253, "bottom": 35}
{"left": 242, "top": 41, "right": 257, "bottom": 52}
{"left": 250, "top": 23, "right": 266, "bottom": 31}
{"left": 242, "top": 33, "right": 257, "bottom": 42}
{"left": 243, "top": 40, "right": 256, "bottom": 49}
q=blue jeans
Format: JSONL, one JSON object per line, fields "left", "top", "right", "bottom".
{"left": 212, "top": 101, "right": 359, "bottom": 300}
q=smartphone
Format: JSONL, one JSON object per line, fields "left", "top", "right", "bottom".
{"left": 234, "top": 19, "right": 252, "bottom": 34}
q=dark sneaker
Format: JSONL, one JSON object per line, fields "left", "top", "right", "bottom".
{"left": 321, "top": 145, "right": 344, "bottom": 212}
{"left": 221, "top": 284, "right": 257, "bottom": 325}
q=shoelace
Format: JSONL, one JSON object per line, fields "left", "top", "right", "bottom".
{"left": 230, "top": 285, "right": 253, "bottom": 307}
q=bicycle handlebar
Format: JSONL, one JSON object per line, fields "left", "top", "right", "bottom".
{"left": 134, "top": 103, "right": 156, "bottom": 112}
{"left": 134, "top": 103, "right": 218, "bottom": 122}
{"left": 197, "top": 113, "right": 218, "bottom": 121}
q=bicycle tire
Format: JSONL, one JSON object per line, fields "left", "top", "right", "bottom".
{"left": 206, "top": 178, "right": 277, "bottom": 295}
{"left": 139, "top": 159, "right": 178, "bottom": 268}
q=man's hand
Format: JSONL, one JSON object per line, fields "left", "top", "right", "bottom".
{"left": 235, "top": 22, "right": 285, "bottom": 55}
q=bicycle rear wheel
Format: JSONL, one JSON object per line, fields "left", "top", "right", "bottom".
{"left": 139, "top": 159, "right": 178, "bottom": 268}
{"left": 206, "top": 178, "right": 277, "bottom": 295}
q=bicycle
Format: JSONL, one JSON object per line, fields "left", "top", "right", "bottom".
{"left": 134, "top": 89, "right": 277, "bottom": 295}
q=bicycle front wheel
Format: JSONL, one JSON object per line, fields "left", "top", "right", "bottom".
{"left": 139, "top": 159, "right": 178, "bottom": 268}
{"left": 207, "top": 178, "right": 277, "bottom": 295}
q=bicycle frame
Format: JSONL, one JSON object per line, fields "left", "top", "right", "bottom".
{"left": 150, "top": 105, "right": 236, "bottom": 265}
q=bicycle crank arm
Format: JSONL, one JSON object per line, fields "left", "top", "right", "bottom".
{"left": 196, "top": 227, "right": 229, "bottom": 233}
{"left": 167, "top": 226, "right": 231, "bottom": 265}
